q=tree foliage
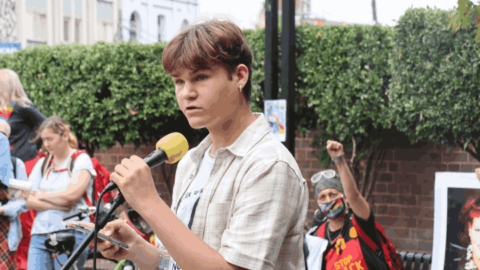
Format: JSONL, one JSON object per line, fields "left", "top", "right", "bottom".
{"left": 448, "top": 0, "right": 480, "bottom": 42}
{"left": 296, "top": 24, "right": 394, "bottom": 200}
{"left": 390, "top": 7, "right": 480, "bottom": 160}
{"left": 0, "top": 42, "right": 208, "bottom": 156}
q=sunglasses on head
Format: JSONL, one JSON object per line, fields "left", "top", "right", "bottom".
{"left": 312, "top": 169, "right": 337, "bottom": 184}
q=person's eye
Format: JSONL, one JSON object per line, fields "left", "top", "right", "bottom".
{"left": 197, "top": 75, "right": 207, "bottom": 81}
{"left": 175, "top": 80, "right": 184, "bottom": 85}
{"left": 476, "top": 229, "right": 480, "bottom": 232}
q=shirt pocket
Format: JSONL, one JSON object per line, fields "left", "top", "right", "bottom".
{"left": 204, "top": 202, "right": 231, "bottom": 249}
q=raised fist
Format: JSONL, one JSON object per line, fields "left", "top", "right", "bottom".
{"left": 326, "top": 140, "right": 344, "bottom": 158}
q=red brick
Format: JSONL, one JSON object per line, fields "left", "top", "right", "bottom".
{"left": 461, "top": 164, "right": 475, "bottom": 172}
{"left": 399, "top": 184, "right": 410, "bottom": 194}
{"left": 411, "top": 229, "right": 433, "bottom": 241}
{"left": 386, "top": 228, "right": 410, "bottom": 238}
{"left": 397, "top": 238, "right": 419, "bottom": 250}
{"left": 387, "top": 206, "right": 400, "bottom": 217}
{"left": 448, "top": 164, "right": 460, "bottom": 172}
{"left": 384, "top": 150, "right": 394, "bottom": 161}
{"left": 389, "top": 162, "right": 398, "bottom": 172}
{"left": 443, "top": 152, "right": 468, "bottom": 162}
{"left": 376, "top": 183, "right": 387, "bottom": 193}
{"left": 394, "top": 174, "right": 417, "bottom": 185}
{"left": 399, "top": 207, "right": 421, "bottom": 217}
{"left": 417, "top": 219, "right": 434, "bottom": 229}
{"left": 375, "top": 205, "right": 389, "bottom": 215}
{"left": 469, "top": 154, "right": 480, "bottom": 163}
{"left": 417, "top": 196, "right": 434, "bottom": 207}
{"left": 399, "top": 195, "right": 416, "bottom": 206}
{"left": 379, "top": 173, "right": 393, "bottom": 182}
{"left": 411, "top": 184, "right": 421, "bottom": 195}
{"left": 417, "top": 240, "right": 433, "bottom": 253}
{"left": 295, "top": 149, "right": 306, "bottom": 160}
{"left": 301, "top": 160, "right": 311, "bottom": 170}
{"left": 387, "top": 183, "right": 398, "bottom": 193}
{"left": 111, "top": 155, "right": 117, "bottom": 163}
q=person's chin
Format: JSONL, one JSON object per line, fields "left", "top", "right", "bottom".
{"left": 187, "top": 118, "right": 207, "bottom": 129}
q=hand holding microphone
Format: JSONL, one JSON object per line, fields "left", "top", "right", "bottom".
{"left": 108, "top": 132, "right": 189, "bottom": 212}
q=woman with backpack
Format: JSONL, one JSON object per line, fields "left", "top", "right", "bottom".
{"left": 0, "top": 68, "right": 46, "bottom": 270}
{"left": 305, "top": 140, "right": 404, "bottom": 270}
{"left": 25, "top": 116, "right": 96, "bottom": 270}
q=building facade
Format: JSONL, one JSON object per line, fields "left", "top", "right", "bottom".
{"left": 1, "top": 0, "right": 121, "bottom": 48}
{"left": 122, "top": 0, "right": 197, "bottom": 43}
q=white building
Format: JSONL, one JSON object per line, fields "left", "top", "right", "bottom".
{"left": 0, "top": 0, "right": 121, "bottom": 48}
{"left": 122, "top": 0, "right": 198, "bottom": 43}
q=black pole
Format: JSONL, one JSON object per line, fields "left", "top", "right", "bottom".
{"left": 280, "top": 0, "right": 295, "bottom": 157}
{"left": 60, "top": 193, "right": 126, "bottom": 270}
{"left": 264, "top": 0, "right": 278, "bottom": 100}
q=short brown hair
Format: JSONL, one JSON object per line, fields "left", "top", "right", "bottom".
{"left": 162, "top": 18, "right": 253, "bottom": 102}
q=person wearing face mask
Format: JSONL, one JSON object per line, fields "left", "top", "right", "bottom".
{"left": 305, "top": 140, "right": 390, "bottom": 270}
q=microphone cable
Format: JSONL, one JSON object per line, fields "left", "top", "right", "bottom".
{"left": 93, "top": 188, "right": 110, "bottom": 270}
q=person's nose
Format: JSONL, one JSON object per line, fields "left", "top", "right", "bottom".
{"left": 181, "top": 82, "right": 197, "bottom": 100}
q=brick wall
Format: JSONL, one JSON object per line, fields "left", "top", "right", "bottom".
{"left": 296, "top": 133, "right": 480, "bottom": 254}
{"left": 94, "top": 134, "right": 480, "bottom": 254}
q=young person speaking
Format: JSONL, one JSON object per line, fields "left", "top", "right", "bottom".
{"left": 71, "top": 18, "right": 308, "bottom": 270}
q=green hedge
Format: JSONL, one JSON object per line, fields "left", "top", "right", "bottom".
{"left": 0, "top": 42, "right": 207, "bottom": 154}
{"left": 2, "top": 9, "right": 476, "bottom": 162}
{"left": 389, "top": 7, "right": 480, "bottom": 154}
{"left": 295, "top": 24, "right": 394, "bottom": 164}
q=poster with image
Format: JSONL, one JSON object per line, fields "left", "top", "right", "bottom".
{"left": 433, "top": 173, "right": 480, "bottom": 270}
{"left": 0, "top": 43, "right": 21, "bottom": 54}
{"left": 264, "top": 99, "right": 286, "bottom": 142}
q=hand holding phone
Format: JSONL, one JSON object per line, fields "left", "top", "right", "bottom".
{"left": 71, "top": 222, "right": 131, "bottom": 250}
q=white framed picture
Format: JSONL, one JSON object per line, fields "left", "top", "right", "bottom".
{"left": 433, "top": 172, "right": 480, "bottom": 270}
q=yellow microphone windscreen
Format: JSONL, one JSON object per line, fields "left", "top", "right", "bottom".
{"left": 156, "top": 132, "right": 189, "bottom": 164}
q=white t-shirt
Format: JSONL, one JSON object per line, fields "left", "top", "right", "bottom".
{"left": 158, "top": 146, "right": 215, "bottom": 270}
{"left": 30, "top": 150, "right": 97, "bottom": 235}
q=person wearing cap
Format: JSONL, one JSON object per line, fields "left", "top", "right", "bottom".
{"left": 305, "top": 140, "right": 388, "bottom": 270}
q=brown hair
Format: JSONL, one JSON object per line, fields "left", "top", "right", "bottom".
{"left": 459, "top": 195, "right": 480, "bottom": 245}
{"left": 162, "top": 18, "right": 254, "bottom": 102}
{"left": 33, "top": 116, "right": 78, "bottom": 150}
{"left": 0, "top": 69, "right": 32, "bottom": 113}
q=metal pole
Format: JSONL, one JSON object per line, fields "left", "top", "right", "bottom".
{"left": 264, "top": 0, "right": 278, "bottom": 100}
{"left": 280, "top": 0, "right": 295, "bottom": 157}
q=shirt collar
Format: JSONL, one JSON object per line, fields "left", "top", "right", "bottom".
{"left": 189, "top": 113, "right": 270, "bottom": 164}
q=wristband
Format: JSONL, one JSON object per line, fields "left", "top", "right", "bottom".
{"left": 332, "top": 154, "right": 345, "bottom": 164}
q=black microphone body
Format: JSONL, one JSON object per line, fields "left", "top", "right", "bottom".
{"left": 102, "top": 148, "right": 168, "bottom": 193}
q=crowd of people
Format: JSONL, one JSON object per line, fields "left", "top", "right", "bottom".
{"left": 0, "top": 18, "right": 467, "bottom": 270}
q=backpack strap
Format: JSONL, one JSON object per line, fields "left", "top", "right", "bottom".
{"left": 11, "top": 156, "right": 16, "bottom": 179}
{"left": 351, "top": 215, "right": 382, "bottom": 256}
{"left": 68, "top": 150, "right": 96, "bottom": 221}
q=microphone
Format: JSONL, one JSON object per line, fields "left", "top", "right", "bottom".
{"left": 102, "top": 132, "right": 189, "bottom": 193}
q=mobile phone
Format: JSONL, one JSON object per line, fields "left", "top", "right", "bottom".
{"left": 71, "top": 222, "right": 131, "bottom": 251}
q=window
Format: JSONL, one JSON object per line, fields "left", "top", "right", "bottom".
{"left": 64, "top": 19, "right": 70, "bottom": 42}
{"left": 129, "top": 12, "right": 141, "bottom": 41}
{"left": 157, "top": 15, "right": 165, "bottom": 41}
{"left": 26, "top": 0, "right": 46, "bottom": 9}
{"left": 181, "top": 20, "right": 189, "bottom": 31}
{"left": 97, "top": 0, "right": 113, "bottom": 20}
{"left": 33, "top": 14, "right": 47, "bottom": 41}
{"left": 75, "top": 19, "right": 81, "bottom": 43}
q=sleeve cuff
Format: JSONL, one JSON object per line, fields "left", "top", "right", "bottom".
{"left": 219, "top": 246, "right": 275, "bottom": 270}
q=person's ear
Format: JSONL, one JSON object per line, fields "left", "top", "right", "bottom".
{"left": 235, "top": 64, "right": 248, "bottom": 91}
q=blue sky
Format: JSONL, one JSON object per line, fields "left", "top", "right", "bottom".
{"left": 197, "top": 0, "right": 458, "bottom": 29}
